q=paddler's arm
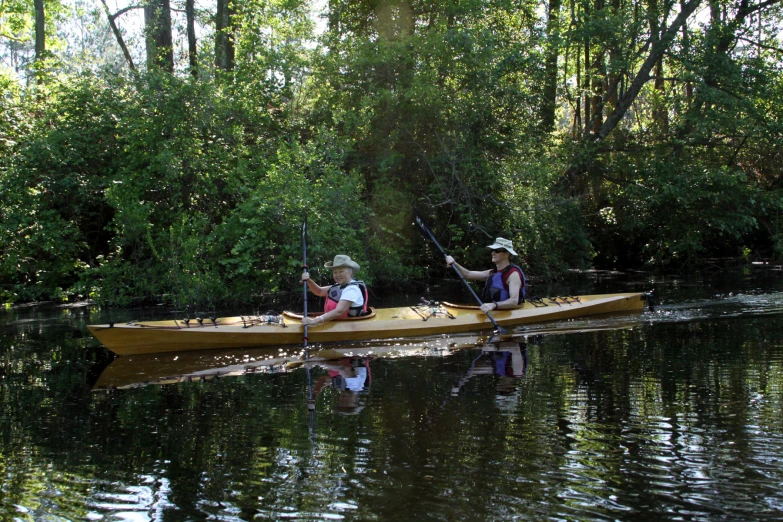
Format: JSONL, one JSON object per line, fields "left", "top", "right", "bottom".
{"left": 301, "top": 299, "right": 352, "bottom": 326}
{"left": 480, "top": 271, "right": 523, "bottom": 312}
{"left": 444, "top": 255, "right": 491, "bottom": 281}
{"left": 300, "top": 271, "right": 329, "bottom": 296}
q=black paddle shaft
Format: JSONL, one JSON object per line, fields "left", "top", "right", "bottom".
{"left": 414, "top": 214, "right": 507, "bottom": 334}
{"left": 301, "top": 217, "right": 309, "bottom": 353}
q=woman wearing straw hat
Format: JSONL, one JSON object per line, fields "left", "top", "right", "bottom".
{"left": 300, "top": 254, "right": 369, "bottom": 326}
{"left": 445, "top": 237, "right": 526, "bottom": 313}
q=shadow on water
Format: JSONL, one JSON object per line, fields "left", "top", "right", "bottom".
{"left": 2, "top": 268, "right": 783, "bottom": 521}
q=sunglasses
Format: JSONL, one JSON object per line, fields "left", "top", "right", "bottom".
{"left": 492, "top": 249, "right": 508, "bottom": 254}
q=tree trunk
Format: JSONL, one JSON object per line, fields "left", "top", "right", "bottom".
{"left": 33, "top": 0, "right": 45, "bottom": 84}
{"left": 99, "top": 0, "right": 137, "bottom": 71}
{"left": 571, "top": 0, "right": 582, "bottom": 137}
{"left": 606, "top": 0, "right": 621, "bottom": 111}
{"left": 596, "top": 0, "right": 700, "bottom": 140}
{"left": 34, "top": 0, "right": 45, "bottom": 60}
{"left": 590, "top": 52, "right": 604, "bottom": 134}
{"left": 680, "top": 0, "right": 692, "bottom": 99}
{"left": 588, "top": 0, "right": 604, "bottom": 134}
{"left": 186, "top": 0, "right": 198, "bottom": 77}
{"left": 145, "top": 0, "right": 174, "bottom": 72}
{"left": 541, "top": 0, "right": 562, "bottom": 132}
{"left": 648, "top": 0, "right": 668, "bottom": 133}
{"left": 653, "top": 56, "right": 668, "bottom": 133}
{"left": 215, "top": 0, "right": 235, "bottom": 73}
{"left": 583, "top": 36, "right": 590, "bottom": 135}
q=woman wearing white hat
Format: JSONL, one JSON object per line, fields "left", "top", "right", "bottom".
{"left": 300, "top": 254, "right": 369, "bottom": 325}
{"left": 444, "top": 237, "right": 526, "bottom": 313}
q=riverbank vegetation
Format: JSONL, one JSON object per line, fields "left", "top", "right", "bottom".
{"left": 1, "top": 0, "right": 781, "bottom": 306}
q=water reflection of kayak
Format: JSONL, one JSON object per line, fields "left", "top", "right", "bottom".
{"left": 92, "top": 319, "right": 642, "bottom": 391}
{"left": 88, "top": 293, "right": 648, "bottom": 356}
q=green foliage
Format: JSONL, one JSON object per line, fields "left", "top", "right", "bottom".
{"left": 306, "top": 0, "right": 566, "bottom": 278}
{"left": 90, "top": 75, "right": 370, "bottom": 308}
{"left": 1, "top": 0, "right": 35, "bottom": 38}
{"left": 0, "top": 76, "right": 114, "bottom": 302}
{"left": 2, "top": 0, "right": 782, "bottom": 305}
{"left": 213, "top": 132, "right": 369, "bottom": 302}
{"left": 615, "top": 161, "right": 761, "bottom": 265}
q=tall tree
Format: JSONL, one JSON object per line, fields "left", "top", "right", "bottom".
{"left": 144, "top": 0, "right": 173, "bottom": 72}
{"left": 32, "top": 0, "right": 45, "bottom": 85}
{"left": 649, "top": 0, "right": 669, "bottom": 133}
{"left": 33, "top": 0, "right": 44, "bottom": 60}
{"left": 564, "top": 0, "right": 703, "bottom": 180}
{"left": 676, "top": 0, "right": 782, "bottom": 141}
{"left": 99, "top": 0, "right": 137, "bottom": 71}
{"left": 215, "top": 0, "right": 235, "bottom": 72}
{"left": 186, "top": 0, "right": 197, "bottom": 76}
{"left": 542, "top": 0, "right": 562, "bottom": 132}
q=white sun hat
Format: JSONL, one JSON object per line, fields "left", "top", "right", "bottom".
{"left": 486, "top": 238, "right": 518, "bottom": 256}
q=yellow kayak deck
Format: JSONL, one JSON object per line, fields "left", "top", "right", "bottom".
{"left": 88, "top": 293, "right": 647, "bottom": 356}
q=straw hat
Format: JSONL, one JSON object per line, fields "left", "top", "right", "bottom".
{"left": 324, "top": 254, "right": 360, "bottom": 271}
{"left": 487, "top": 237, "right": 518, "bottom": 256}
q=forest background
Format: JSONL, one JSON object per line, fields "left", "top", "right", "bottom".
{"left": 1, "top": 0, "right": 781, "bottom": 308}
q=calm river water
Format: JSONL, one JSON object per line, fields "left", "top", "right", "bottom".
{"left": 1, "top": 269, "right": 783, "bottom": 521}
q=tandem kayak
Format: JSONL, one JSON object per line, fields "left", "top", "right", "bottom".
{"left": 87, "top": 293, "right": 649, "bottom": 356}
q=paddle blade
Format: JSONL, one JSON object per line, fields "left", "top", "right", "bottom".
{"left": 412, "top": 212, "right": 427, "bottom": 235}
{"left": 412, "top": 208, "right": 434, "bottom": 235}
{"left": 412, "top": 210, "right": 447, "bottom": 256}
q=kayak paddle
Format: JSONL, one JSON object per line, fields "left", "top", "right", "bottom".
{"left": 301, "top": 217, "right": 310, "bottom": 355}
{"left": 414, "top": 213, "right": 508, "bottom": 334}
{"left": 301, "top": 217, "right": 316, "bottom": 415}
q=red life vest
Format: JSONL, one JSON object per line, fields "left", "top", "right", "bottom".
{"left": 324, "top": 280, "right": 369, "bottom": 318}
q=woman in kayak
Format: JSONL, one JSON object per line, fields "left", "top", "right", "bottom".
{"left": 300, "top": 254, "right": 369, "bottom": 326}
{"left": 444, "top": 237, "right": 526, "bottom": 313}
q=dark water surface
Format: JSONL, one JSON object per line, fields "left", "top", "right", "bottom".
{"left": 2, "top": 269, "right": 783, "bottom": 521}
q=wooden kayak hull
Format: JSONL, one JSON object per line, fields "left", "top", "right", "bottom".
{"left": 87, "top": 293, "right": 646, "bottom": 356}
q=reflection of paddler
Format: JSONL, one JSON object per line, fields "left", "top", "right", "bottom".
{"left": 329, "top": 358, "right": 369, "bottom": 392}
{"left": 450, "top": 342, "right": 528, "bottom": 396}
{"left": 485, "top": 341, "right": 528, "bottom": 378}
{"left": 489, "top": 342, "right": 528, "bottom": 396}
{"left": 308, "top": 357, "right": 371, "bottom": 415}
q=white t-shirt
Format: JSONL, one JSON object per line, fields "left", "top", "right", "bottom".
{"left": 344, "top": 367, "right": 368, "bottom": 391}
{"left": 340, "top": 282, "right": 365, "bottom": 307}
